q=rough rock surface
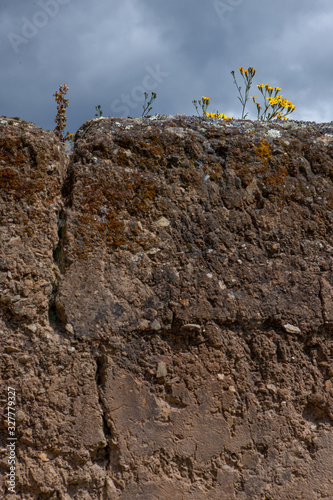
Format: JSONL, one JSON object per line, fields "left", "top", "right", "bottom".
{"left": 0, "top": 114, "right": 333, "bottom": 499}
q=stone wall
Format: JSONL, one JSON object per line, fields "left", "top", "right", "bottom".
{"left": 0, "top": 115, "right": 332, "bottom": 499}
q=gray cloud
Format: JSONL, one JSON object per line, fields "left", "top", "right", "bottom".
{"left": 1, "top": 0, "right": 332, "bottom": 134}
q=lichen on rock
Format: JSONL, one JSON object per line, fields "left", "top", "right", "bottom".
{"left": 0, "top": 115, "right": 332, "bottom": 499}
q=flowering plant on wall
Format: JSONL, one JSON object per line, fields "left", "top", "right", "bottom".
{"left": 193, "top": 66, "right": 296, "bottom": 121}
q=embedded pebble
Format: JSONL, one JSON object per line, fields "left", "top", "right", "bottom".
{"left": 283, "top": 323, "right": 301, "bottom": 334}
{"left": 156, "top": 362, "right": 167, "bottom": 379}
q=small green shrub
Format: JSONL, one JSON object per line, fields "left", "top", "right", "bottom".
{"left": 95, "top": 105, "right": 103, "bottom": 117}
{"left": 142, "top": 91, "right": 157, "bottom": 117}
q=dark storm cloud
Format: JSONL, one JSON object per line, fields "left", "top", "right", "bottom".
{"left": 1, "top": 0, "right": 333, "bottom": 134}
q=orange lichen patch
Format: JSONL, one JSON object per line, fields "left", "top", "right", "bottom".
{"left": 72, "top": 168, "right": 158, "bottom": 257}
{"left": 0, "top": 166, "right": 44, "bottom": 201}
{"left": 230, "top": 144, "right": 260, "bottom": 187}
{"left": 77, "top": 209, "right": 127, "bottom": 252}
{"left": 0, "top": 136, "right": 47, "bottom": 201}
{"left": 0, "top": 137, "right": 25, "bottom": 167}
{"left": 232, "top": 163, "right": 260, "bottom": 188}
{"left": 148, "top": 143, "right": 164, "bottom": 157}
{"left": 140, "top": 134, "right": 164, "bottom": 157}
{"left": 264, "top": 166, "right": 288, "bottom": 189}
{"left": 254, "top": 139, "right": 272, "bottom": 166}
{"left": 112, "top": 131, "right": 164, "bottom": 159}
{"left": 229, "top": 138, "right": 294, "bottom": 206}
{"left": 234, "top": 158, "right": 288, "bottom": 198}
{"left": 205, "top": 163, "right": 223, "bottom": 181}
{"left": 116, "top": 149, "right": 133, "bottom": 167}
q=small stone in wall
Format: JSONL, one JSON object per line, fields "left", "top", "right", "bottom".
{"left": 65, "top": 323, "right": 74, "bottom": 334}
{"left": 156, "top": 362, "right": 167, "bottom": 379}
{"left": 283, "top": 323, "right": 301, "bottom": 335}
{"left": 181, "top": 324, "right": 201, "bottom": 333}
{"left": 150, "top": 319, "right": 161, "bottom": 331}
{"left": 155, "top": 217, "right": 170, "bottom": 227}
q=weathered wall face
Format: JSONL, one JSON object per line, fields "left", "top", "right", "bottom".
{"left": 0, "top": 115, "right": 333, "bottom": 499}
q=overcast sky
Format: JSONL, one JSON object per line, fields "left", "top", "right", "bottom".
{"left": 1, "top": 0, "right": 333, "bottom": 135}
